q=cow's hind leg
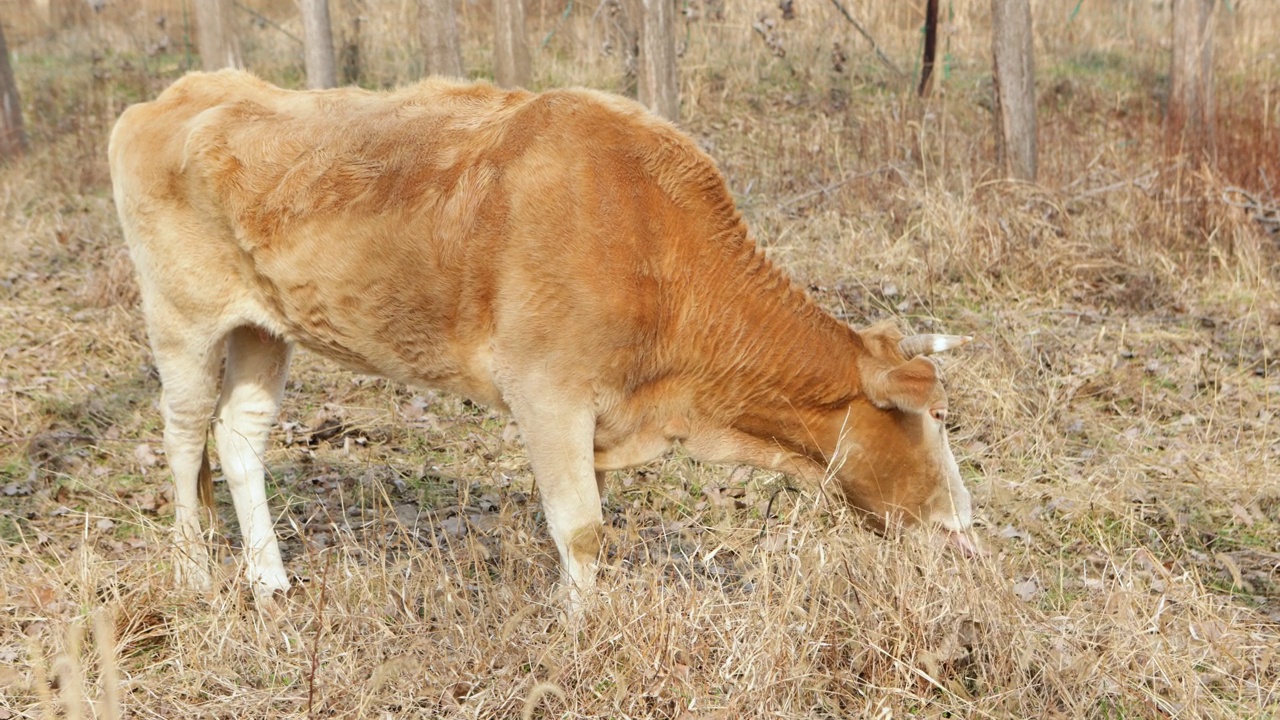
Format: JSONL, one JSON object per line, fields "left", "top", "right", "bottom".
{"left": 149, "top": 323, "right": 223, "bottom": 592}
{"left": 213, "top": 326, "right": 293, "bottom": 598}
{"left": 507, "top": 388, "right": 603, "bottom": 612}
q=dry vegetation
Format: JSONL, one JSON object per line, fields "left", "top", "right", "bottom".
{"left": 2, "top": 0, "right": 1278, "bottom": 717}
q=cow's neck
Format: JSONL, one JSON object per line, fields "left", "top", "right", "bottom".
{"left": 666, "top": 227, "right": 862, "bottom": 473}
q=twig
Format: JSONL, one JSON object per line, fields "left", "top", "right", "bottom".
{"left": 234, "top": 1, "right": 303, "bottom": 45}
{"left": 589, "top": 0, "right": 610, "bottom": 24}
{"left": 824, "top": 0, "right": 905, "bottom": 76}
{"left": 776, "top": 164, "right": 904, "bottom": 210}
{"left": 758, "top": 485, "right": 801, "bottom": 538}
{"left": 1222, "top": 186, "right": 1280, "bottom": 236}
{"left": 541, "top": 0, "right": 574, "bottom": 49}
{"left": 1066, "top": 170, "right": 1159, "bottom": 203}
{"left": 307, "top": 551, "right": 333, "bottom": 718}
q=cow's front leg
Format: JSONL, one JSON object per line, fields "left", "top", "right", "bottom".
{"left": 507, "top": 390, "right": 603, "bottom": 611}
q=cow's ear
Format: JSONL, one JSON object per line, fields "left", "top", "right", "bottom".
{"left": 861, "top": 356, "right": 939, "bottom": 413}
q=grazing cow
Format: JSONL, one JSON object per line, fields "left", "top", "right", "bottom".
{"left": 108, "top": 70, "right": 975, "bottom": 602}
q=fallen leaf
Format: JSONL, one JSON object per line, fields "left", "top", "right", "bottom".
{"left": 1229, "top": 503, "right": 1255, "bottom": 527}
{"left": 438, "top": 516, "right": 466, "bottom": 538}
{"left": 703, "top": 486, "right": 747, "bottom": 509}
{"left": 133, "top": 443, "right": 158, "bottom": 468}
{"left": 394, "top": 504, "right": 421, "bottom": 527}
{"left": 1, "top": 482, "right": 30, "bottom": 497}
{"left": 470, "top": 514, "right": 500, "bottom": 533}
{"left": 999, "top": 525, "right": 1031, "bottom": 543}
{"left": 131, "top": 492, "right": 158, "bottom": 512}
{"left": 400, "top": 395, "right": 430, "bottom": 421}
{"left": 0, "top": 665, "right": 24, "bottom": 690}
{"left": 1012, "top": 578, "right": 1040, "bottom": 603}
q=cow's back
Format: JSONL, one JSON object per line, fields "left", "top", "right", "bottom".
{"left": 109, "top": 71, "right": 724, "bottom": 406}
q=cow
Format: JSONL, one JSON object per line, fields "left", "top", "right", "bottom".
{"left": 108, "top": 70, "right": 975, "bottom": 604}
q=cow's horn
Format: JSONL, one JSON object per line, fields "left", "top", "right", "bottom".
{"left": 899, "top": 334, "right": 972, "bottom": 357}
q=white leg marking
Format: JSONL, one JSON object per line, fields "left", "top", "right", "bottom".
{"left": 508, "top": 389, "right": 603, "bottom": 612}
{"left": 151, "top": 329, "right": 221, "bottom": 592}
{"left": 214, "top": 327, "right": 293, "bottom": 597}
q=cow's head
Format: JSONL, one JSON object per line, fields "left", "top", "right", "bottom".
{"left": 828, "top": 322, "right": 976, "bottom": 551}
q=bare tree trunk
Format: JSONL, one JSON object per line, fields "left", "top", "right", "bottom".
{"left": 418, "top": 0, "right": 464, "bottom": 78}
{"left": 195, "top": 0, "right": 243, "bottom": 71}
{"left": 302, "top": 0, "right": 337, "bottom": 89}
{"left": 51, "top": 0, "right": 89, "bottom": 29}
{"left": 493, "top": 0, "right": 531, "bottom": 88}
{"left": 1168, "top": 0, "right": 1216, "bottom": 160}
{"left": 636, "top": 0, "right": 679, "bottom": 121}
{"left": 0, "top": 20, "right": 27, "bottom": 161}
{"left": 919, "top": 0, "right": 939, "bottom": 97}
{"left": 339, "top": 6, "right": 363, "bottom": 85}
{"left": 991, "top": 0, "right": 1036, "bottom": 181}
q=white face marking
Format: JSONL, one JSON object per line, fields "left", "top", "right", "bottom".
{"left": 926, "top": 427, "right": 973, "bottom": 532}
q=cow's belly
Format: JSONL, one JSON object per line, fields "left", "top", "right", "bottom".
{"left": 593, "top": 431, "right": 673, "bottom": 471}
{"left": 243, "top": 269, "right": 506, "bottom": 409}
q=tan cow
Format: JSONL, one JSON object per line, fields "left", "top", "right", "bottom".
{"left": 108, "top": 70, "right": 975, "bottom": 602}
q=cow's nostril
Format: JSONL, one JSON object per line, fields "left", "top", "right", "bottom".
{"left": 934, "top": 528, "right": 984, "bottom": 557}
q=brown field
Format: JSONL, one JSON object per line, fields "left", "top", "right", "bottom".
{"left": 1, "top": 1, "right": 1278, "bottom": 717}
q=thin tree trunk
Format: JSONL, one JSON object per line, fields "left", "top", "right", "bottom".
{"left": 493, "top": 0, "right": 531, "bottom": 88}
{"left": 0, "top": 20, "right": 26, "bottom": 161}
{"left": 302, "top": 0, "right": 337, "bottom": 89}
{"left": 636, "top": 0, "right": 679, "bottom": 121}
{"left": 1168, "top": 0, "right": 1216, "bottom": 160}
{"left": 194, "top": 0, "right": 243, "bottom": 71}
{"left": 339, "top": 9, "right": 363, "bottom": 85}
{"left": 51, "top": 0, "right": 89, "bottom": 29}
{"left": 418, "top": 0, "right": 464, "bottom": 78}
{"left": 991, "top": 0, "right": 1036, "bottom": 181}
{"left": 919, "top": 0, "right": 939, "bottom": 97}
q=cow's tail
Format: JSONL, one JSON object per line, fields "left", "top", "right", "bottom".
{"left": 197, "top": 445, "right": 217, "bottom": 525}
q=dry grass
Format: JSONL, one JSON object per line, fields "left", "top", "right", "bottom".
{"left": 2, "top": 1, "right": 1278, "bottom": 717}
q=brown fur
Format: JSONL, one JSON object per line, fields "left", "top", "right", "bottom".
{"left": 109, "top": 71, "right": 972, "bottom": 596}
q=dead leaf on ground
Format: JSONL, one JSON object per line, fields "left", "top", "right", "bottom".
{"left": 133, "top": 442, "right": 159, "bottom": 469}
{"left": 1012, "top": 578, "right": 1040, "bottom": 603}
{"left": 0, "top": 665, "right": 25, "bottom": 690}
{"left": 2, "top": 482, "right": 32, "bottom": 497}
{"left": 703, "top": 485, "right": 747, "bottom": 509}
{"left": 999, "top": 525, "right": 1031, "bottom": 543}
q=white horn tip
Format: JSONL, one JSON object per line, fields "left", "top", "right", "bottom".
{"left": 901, "top": 334, "right": 973, "bottom": 357}
{"left": 931, "top": 335, "right": 972, "bottom": 353}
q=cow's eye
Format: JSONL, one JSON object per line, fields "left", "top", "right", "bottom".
{"left": 930, "top": 408, "right": 947, "bottom": 423}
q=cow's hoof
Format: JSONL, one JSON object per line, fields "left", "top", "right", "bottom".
{"left": 249, "top": 565, "right": 292, "bottom": 600}
{"left": 174, "top": 556, "right": 213, "bottom": 593}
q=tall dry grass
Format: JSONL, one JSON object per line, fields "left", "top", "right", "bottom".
{"left": 1, "top": 1, "right": 1277, "bottom": 717}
